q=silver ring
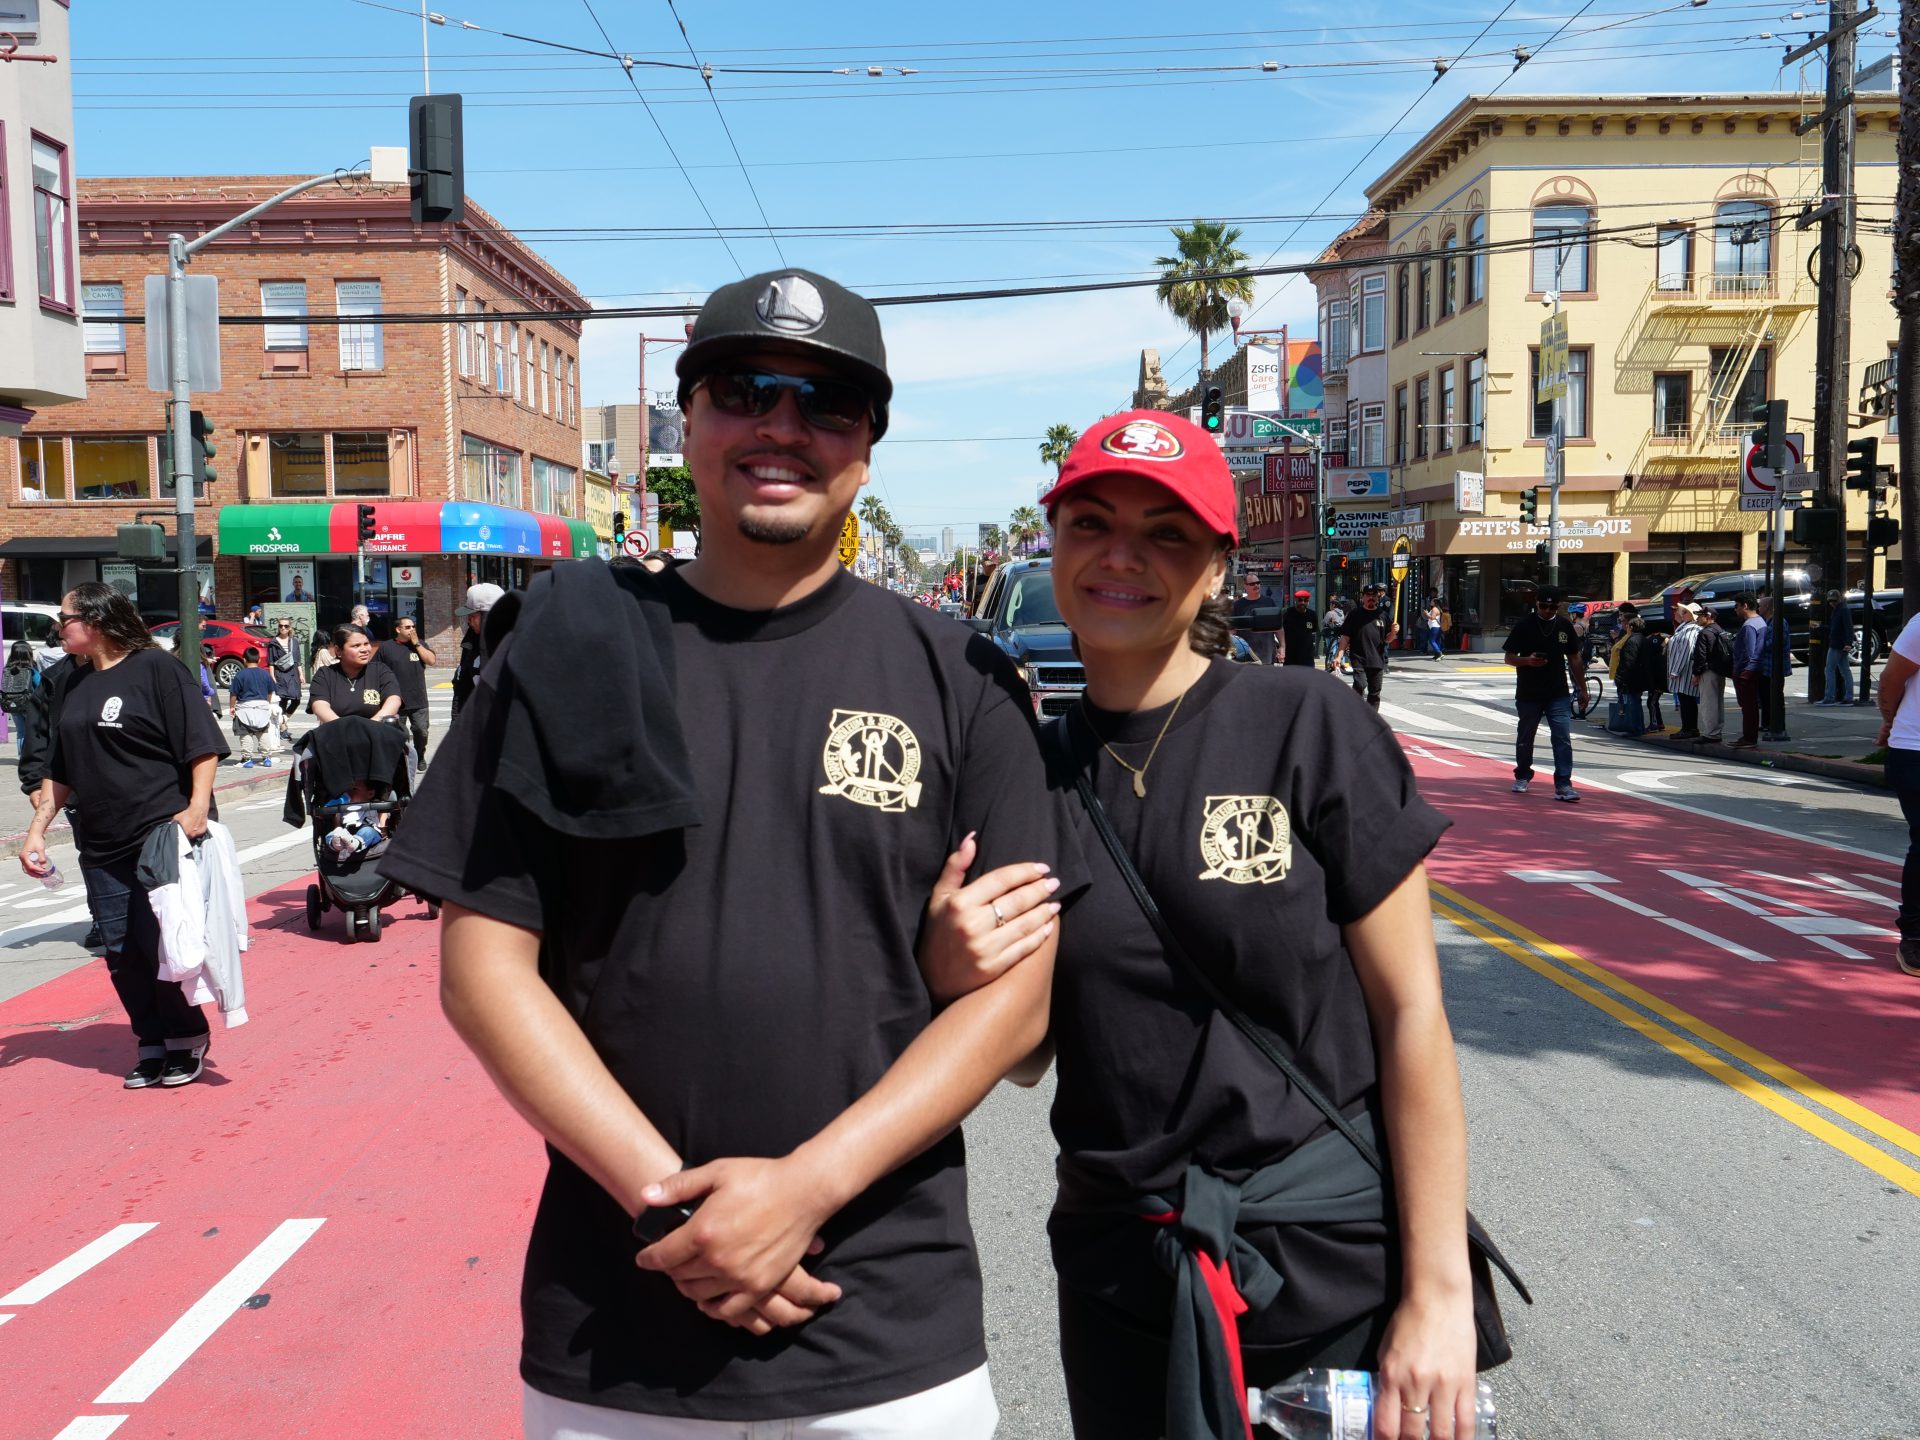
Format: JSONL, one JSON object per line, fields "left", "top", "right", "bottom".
{"left": 991, "top": 902, "right": 1005, "bottom": 927}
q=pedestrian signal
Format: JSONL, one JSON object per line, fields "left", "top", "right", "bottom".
{"left": 1844, "top": 437, "right": 1879, "bottom": 492}
{"left": 1868, "top": 516, "right": 1901, "bottom": 550}
{"left": 1789, "top": 506, "right": 1840, "bottom": 548}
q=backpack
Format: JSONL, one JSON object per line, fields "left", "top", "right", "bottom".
{"left": 0, "top": 661, "right": 37, "bottom": 715}
{"left": 1692, "top": 626, "right": 1730, "bottom": 678}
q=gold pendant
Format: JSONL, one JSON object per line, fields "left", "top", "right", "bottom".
{"left": 1131, "top": 771, "right": 1147, "bottom": 799}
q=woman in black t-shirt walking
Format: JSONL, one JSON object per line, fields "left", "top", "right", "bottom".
{"left": 926, "top": 412, "right": 1478, "bottom": 1439}
{"left": 18, "top": 582, "right": 229, "bottom": 1088}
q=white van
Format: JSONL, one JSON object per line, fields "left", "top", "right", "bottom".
{"left": 1, "top": 603, "right": 67, "bottom": 668}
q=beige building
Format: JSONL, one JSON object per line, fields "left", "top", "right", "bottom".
{"left": 0, "top": 0, "right": 86, "bottom": 431}
{"left": 1364, "top": 92, "right": 1900, "bottom": 634}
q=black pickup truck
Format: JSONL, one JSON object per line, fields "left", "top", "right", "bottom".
{"left": 1650, "top": 570, "right": 1904, "bottom": 661}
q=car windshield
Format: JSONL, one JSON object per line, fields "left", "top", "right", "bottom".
{"left": 1005, "top": 573, "right": 1063, "bottom": 628}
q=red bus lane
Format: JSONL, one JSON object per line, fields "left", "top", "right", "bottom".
{"left": 1403, "top": 738, "right": 1919, "bottom": 1143}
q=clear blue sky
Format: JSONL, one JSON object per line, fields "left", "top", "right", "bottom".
{"left": 69, "top": 1, "right": 1888, "bottom": 548}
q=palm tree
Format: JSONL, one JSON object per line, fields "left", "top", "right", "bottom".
{"left": 1007, "top": 504, "right": 1044, "bottom": 555}
{"left": 979, "top": 524, "right": 1004, "bottom": 558}
{"left": 1039, "top": 423, "right": 1078, "bottom": 475}
{"left": 857, "top": 494, "right": 889, "bottom": 534}
{"left": 1155, "top": 219, "right": 1254, "bottom": 380}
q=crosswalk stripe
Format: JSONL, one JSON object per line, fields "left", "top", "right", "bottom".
{"left": 0, "top": 1224, "right": 156, "bottom": 1306}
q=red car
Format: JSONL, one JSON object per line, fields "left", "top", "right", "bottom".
{"left": 150, "top": 619, "right": 275, "bottom": 687}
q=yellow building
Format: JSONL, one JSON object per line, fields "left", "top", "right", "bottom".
{"left": 1364, "top": 92, "right": 1899, "bottom": 633}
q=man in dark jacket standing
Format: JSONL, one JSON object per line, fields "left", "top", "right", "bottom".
{"left": 376, "top": 616, "right": 437, "bottom": 773}
{"left": 449, "top": 583, "right": 503, "bottom": 722}
{"left": 1821, "top": 589, "right": 1855, "bottom": 706}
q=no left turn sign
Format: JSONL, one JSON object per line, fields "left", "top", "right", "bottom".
{"left": 622, "top": 530, "right": 652, "bottom": 558}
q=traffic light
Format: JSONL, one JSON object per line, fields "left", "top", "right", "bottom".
{"left": 1534, "top": 541, "right": 1548, "bottom": 559}
{"left": 189, "top": 410, "right": 215, "bottom": 488}
{"left": 409, "top": 94, "right": 465, "bottom": 224}
{"left": 1519, "top": 486, "right": 1538, "bottom": 525}
{"left": 612, "top": 509, "right": 627, "bottom": 544}
{"left": 357, "top": 503, "right": 378, "bottom": 545}
{"left": 1322, "top": 505, "right": 1338, "bottom": 539}
{"left": 1868, "top": 516, "right": 1902, "bottom": 551}
{"left": 1201, "top": 382, "right": 1225, "bottom": 433}
{"left": 1751, "top": 397, "right": 1789, "bottom": 475}
{"left": 1844, "top": 437, "right": 1879, "bottom": 491}
{"left": 1789, "top": 506, "right": 1841, "bottom": 548}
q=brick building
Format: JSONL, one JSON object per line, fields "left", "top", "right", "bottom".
{"left": 0, "top": 174, "right": 593, "bottom": 651}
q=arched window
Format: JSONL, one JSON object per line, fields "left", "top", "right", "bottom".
{"left": 1395, "top": 264, "right": 1409, "bottom": 342}
{"left": 1531, "top": 205, "right": 1590, "bottom": 292}
{"left": 1712, "top": 199, "right": 1772, "bottom": 293}
{"left": 1440, "top": 231, "right": 1459, "bottom": 317}
{"left": 1417, "top": 258, "right": 1434, "bottom": 330}
{"left": 1467, "top": 213, "right": 1487, "bottom": 304}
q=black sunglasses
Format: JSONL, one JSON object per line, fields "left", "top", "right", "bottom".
{"left": 696, "top": 369, "right": 872, "bottom": 433}
{"left": 55, "top": 611, "right": 84, "bottom": 627}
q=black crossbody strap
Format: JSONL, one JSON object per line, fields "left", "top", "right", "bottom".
{"left": 1061, "top": 713, "right": 1385, "bottom": 1177}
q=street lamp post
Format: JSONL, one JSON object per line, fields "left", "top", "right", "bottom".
{"left": 634, "top": 328, "right": 692, "bottom": 547}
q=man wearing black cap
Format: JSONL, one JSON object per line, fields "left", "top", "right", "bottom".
{"left": 1504, "top": 585, "right": 1585, "bottom": 802}
{"left": 383, "top": 269, "right": 1077, "bottom": 1438}
{"left": 1278, "top": 586, "right": 1319, "bottom": 667}
{"left": 1335, "top": 583, "right": 1398, "bottom": 708}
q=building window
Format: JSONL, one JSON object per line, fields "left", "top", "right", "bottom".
{"left": 509, "top": 326, "right": 522, "bottom": 401}
{"left": 531, "top": 456, "right": 554, "bottom": 513}
{"left": 18, "top": 436, "right": 66, "bottom": 499}
{"left": 492, "top": 320, "right": 507, "bottom": 393}
{"left": 1712, "top": 200, "right": 1772, "bottom": 292}
{"left": 1438, "top": 368, "right": 1457, "bottom": 452}
{"left": 470, "top": 297, "right": 487, "bottom": 385}
{"left": 266, "top": 432, "right": 328, "bottom": 498}
{"left": 1466, "top": 213, "right": 1486, "bottom": 304}
{"left": 1531, "top": 348, "right": 1592, "bottom": 438}
{"left": 1395, "top": 265, "right": 1409, "bottom": 343}
{"left": 1323, "top": 298, "right": 1350, "bottom": 371}
{"left": 1360, "top": 274, "right": 1385, "bottom": 353}
{"left": 31, "top": 133, "right": 73, "bottom": 309}
{"left": 332, "top": 431, "right": 393, "bottom": 495}
{"left": 261, "top": 281, "right": 309, "bottom": 369}
{"left": 1890, "top": 345, "right": 1900, "bottom": 438}
{"left": 1417, "top": 260, "right": 1433, "bottom": 331}
{"left": 1414, "top": 377, "right": 1431, "bottom": 457}
{"left": 1466, "top": 357, "right": 1485, "bottom": 445}
{"left": 551, "top": 461, "right": 576, "bottom": 517}
{"left": 1709, "top": 346, "right": 1769, "bottom": 433}
{"left": 1327, "top": 416, "right": 1349, "bottom": 470}
{"left": 539, "top": 341, "right": 552, "bottom": 414}
{"left": 1653, "top": 372, "right": 1691, "bottom": 437}
{"left": 526, "top": 337, "right": 538, "bottom": 405}
{"left": 1531, "top": 205, "right": 1591, "bottom": 293}
{"left": 455, "top": 288, "right": 470, "bottom": 375}
{"left": 1656, "top": 226, "right": 1692, "bottom": 293}
{"left": 82, "top": 281, "right": 126, "bottom": 370}
{"left": 567, "top": 357, "right": 578, "bottom": 425}
{"left": 69, "top": 436, "right": 151, "bottom": 500}
{"left": 462, "top": 434, "right": 521, "bottom": 506}
{"left": 1361, "top": 403, "right": 1386, "bottom": 467}
{"left": 336, "top": 281, "right": 384, "bottom": 371}
{"left": 0, "top": 121, "right": 13, "bottom": 302}
{"left": 1440, "top": 231, "right": 1459, "bottom": 318}
{"left": 1393, "top": 386, "right": 1408, "bottom": 464}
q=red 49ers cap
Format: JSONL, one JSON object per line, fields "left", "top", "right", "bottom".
{"left": 1039, "top": 410, "right": 1239, "bottom": 545}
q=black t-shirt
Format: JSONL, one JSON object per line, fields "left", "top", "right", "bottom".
{"left": 379, "top": 565, "right": 1084, "bottom": 1421}
{"left": 1046, "top": 660, "right": 1449, "bottom": 1347}
{"left": 1341, "top": 603, "right": 1392, "bottom": 669}
{"left": 1504, "top": 613, "right": 1583, "bottom": 702}
{"left": 1280, "top": 605, "right": 1318, "bottom": 666}
{"left": 308, "top": 659, "right": 399, "bottom": 719}
{"left": 374, "top": 640, "right": 430, "bottom": 711}
{"left": 49, "top": 648, "right": 229, "bottom": 865}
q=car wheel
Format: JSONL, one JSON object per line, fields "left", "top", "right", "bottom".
{"left": 214, "top": 658, "right": 241, "bottom": 688}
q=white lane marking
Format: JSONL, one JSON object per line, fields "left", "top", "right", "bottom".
{"left": 0, "top": 1312, "right": 12, "bottom": 1325}
{"left": 1507, "top": 867, "right": 1776, "bottom": 960}
{"left": 1663, "top": 868, "right": 1894, "bottom": 961}
{"left": 1444, "top": 701, "right": 1512, "bottom": 722}
{"left": 9, "top": 891, "right": 86, "bottom": 911}
{"left": 1621, "top": 769, "right": 1692, "bottom": 791}
{"left": 1576, "top": 883, "right": 1667, "bottom": 919}
{"left": 233, "top": 830, "right": 312, "bottom": 866}
{"left": 1379, "top": 702, "right": 1473, "bottom": 734}
{"left": 0, "top": 1225, "right": 156, "bottom": 1306}
{"left": 1509, "top": 868, "right": 1616, "bottom": 883}
{"left": 50, "top": 1419, "right": 128, "bottom": 1440}
{"left": 1405, "top": 744, "right": 1464, "bottom": 767}
{"left": 95, "top": 1218, "right": 326, "bottom": 1404}
{"left": 1655, "top": 917, "right": 1776, "bottom": 965}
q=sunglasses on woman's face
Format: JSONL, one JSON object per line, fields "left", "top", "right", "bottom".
{"left": 696, "top": 369, "right": 872, "bottom": 433}
{"left": 55, "top": 612, "right": 84, "bottom": 628}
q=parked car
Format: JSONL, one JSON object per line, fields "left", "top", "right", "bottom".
{"left": 2, "top": 602, "right": 67, "bottom": 668}
{"left": 1655, "top": 570, "right": 1904, "bottom": 661}
{"left": 965, "top": 557, "right": 1083, "bottom": 718}
{"left": 150, "top": 618, "right": 275, "bottom": 687}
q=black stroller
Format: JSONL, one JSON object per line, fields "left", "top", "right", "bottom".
{"left": 283, "top": 716, "right": 437, "bottom": 943}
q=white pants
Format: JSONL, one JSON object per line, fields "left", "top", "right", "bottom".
{"left": 523, "top": 1365, "right": 997, "bottom": 1440}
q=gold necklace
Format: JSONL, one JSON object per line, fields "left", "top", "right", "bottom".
{"left": 1095, "top": 689, "right": 1186, "bottom": 799}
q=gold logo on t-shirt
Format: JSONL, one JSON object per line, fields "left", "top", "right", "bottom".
{"left": 1197, "top": 794, "right": 1293, "bottom": 885}
{"left": 362, "top": 688, "right": 380, "bottom": 706}
{"left": 819, "top": 709, "right": 924, "bottom": 813}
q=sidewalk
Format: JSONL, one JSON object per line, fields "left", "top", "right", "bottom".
{"left": 1437, "top": 648, "right": 1890, "bottom": 788}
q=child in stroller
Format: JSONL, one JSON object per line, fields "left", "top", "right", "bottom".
{"left": 323, "top": 780, "right": 390, "bottom": 862}
{"left": 285, "top": 715, "right": 433, "bottom": 943}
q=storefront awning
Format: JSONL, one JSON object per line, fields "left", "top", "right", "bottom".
{"left": 217, "top": 502, "right": 598, "bottom": 560}
{"left": 0, "top": 534, "right": 213, "bottom": 559}
{"left": 1375, "top": 516, "right": 1648, "bottom": 557}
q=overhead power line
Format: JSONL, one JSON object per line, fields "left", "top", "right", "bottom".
{"left": 661, "top": 0, "right": 786, "bottom": 267}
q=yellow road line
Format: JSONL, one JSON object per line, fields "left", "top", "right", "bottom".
{"left": 1430, "top": 891, "right": 1920, "bottom": 1199}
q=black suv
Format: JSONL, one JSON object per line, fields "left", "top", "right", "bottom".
{"left": 1653, "top": 570, "right": 1904, "bottom": 661}
{"left": 967, "top": 558, "right": 1084, "bottom": 718}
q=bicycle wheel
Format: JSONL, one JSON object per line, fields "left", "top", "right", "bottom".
{"left": 1576, "top": 674, "right": 1603, "bottom": 717}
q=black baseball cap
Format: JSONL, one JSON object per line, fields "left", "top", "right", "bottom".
{"left": 676, "top": 268, "right": 892, "bottom": 438}
{"left": 1536, "top": 585, "right": 1563, "bottom": 604}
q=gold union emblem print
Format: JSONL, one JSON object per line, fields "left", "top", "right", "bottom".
{"left": 1197, "top": 794, "right": 1293, "bottom": 885}
{"left": 819, "top": 709, "right": 924, "bottom": 813}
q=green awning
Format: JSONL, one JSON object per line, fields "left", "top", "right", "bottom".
{"left": 217, "top": 503, "right": 337, "bottom": 557}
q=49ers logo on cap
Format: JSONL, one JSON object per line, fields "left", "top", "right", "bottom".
{"left": 1100, "top": 419, "right": 1184, "bottom": 462}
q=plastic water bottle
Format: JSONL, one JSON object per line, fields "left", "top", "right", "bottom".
{"left": 1249, "top": 1369, "right": 1497, "bottom": 1439}
{"left": 29, "top": 852, "right": 65, "bottom": 890}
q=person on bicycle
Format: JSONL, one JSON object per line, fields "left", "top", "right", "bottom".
{"left": 1505, "top": 584, "right": 1585, "bottom": 802}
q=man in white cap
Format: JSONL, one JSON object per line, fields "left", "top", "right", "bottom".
{"left": 449, "top": 581, "right": 504, "bottom": 721}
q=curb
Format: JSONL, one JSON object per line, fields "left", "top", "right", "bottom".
{"left": 1577, "top": 716, "right": 1887, "bottom": 790}
{"left": 1, "top": 764, "right": 292, "bottom": 862}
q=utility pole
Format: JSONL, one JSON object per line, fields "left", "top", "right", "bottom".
{"left": 1805, "top": 0, "right": 1866, "bottom": 701}
{"left": 1547, "top": 277, "right": 1564, "bottom": 590}
{"left": 1898, "top": 0, "right": 1920, "bottom": 618}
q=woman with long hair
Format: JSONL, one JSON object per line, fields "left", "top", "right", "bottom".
{"left": 18, "top": 582, "right": 228, "bottom": 1087}
{"left": 266, "top": 617, "right": 304, "bottom": 738}
{"left": 923, "top": 412, "right": 1482, "bottom": 1439}
{"left": 307, "top": 624, "right": 401, "bottom": 723}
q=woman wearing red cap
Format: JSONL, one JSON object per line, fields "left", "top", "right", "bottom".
{"left": 924, "top": 410, "right": 1487, "bottom": 1440}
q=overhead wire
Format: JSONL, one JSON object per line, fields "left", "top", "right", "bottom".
{"left": 660, "top": 0, "right": 786, "bottom": 267}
